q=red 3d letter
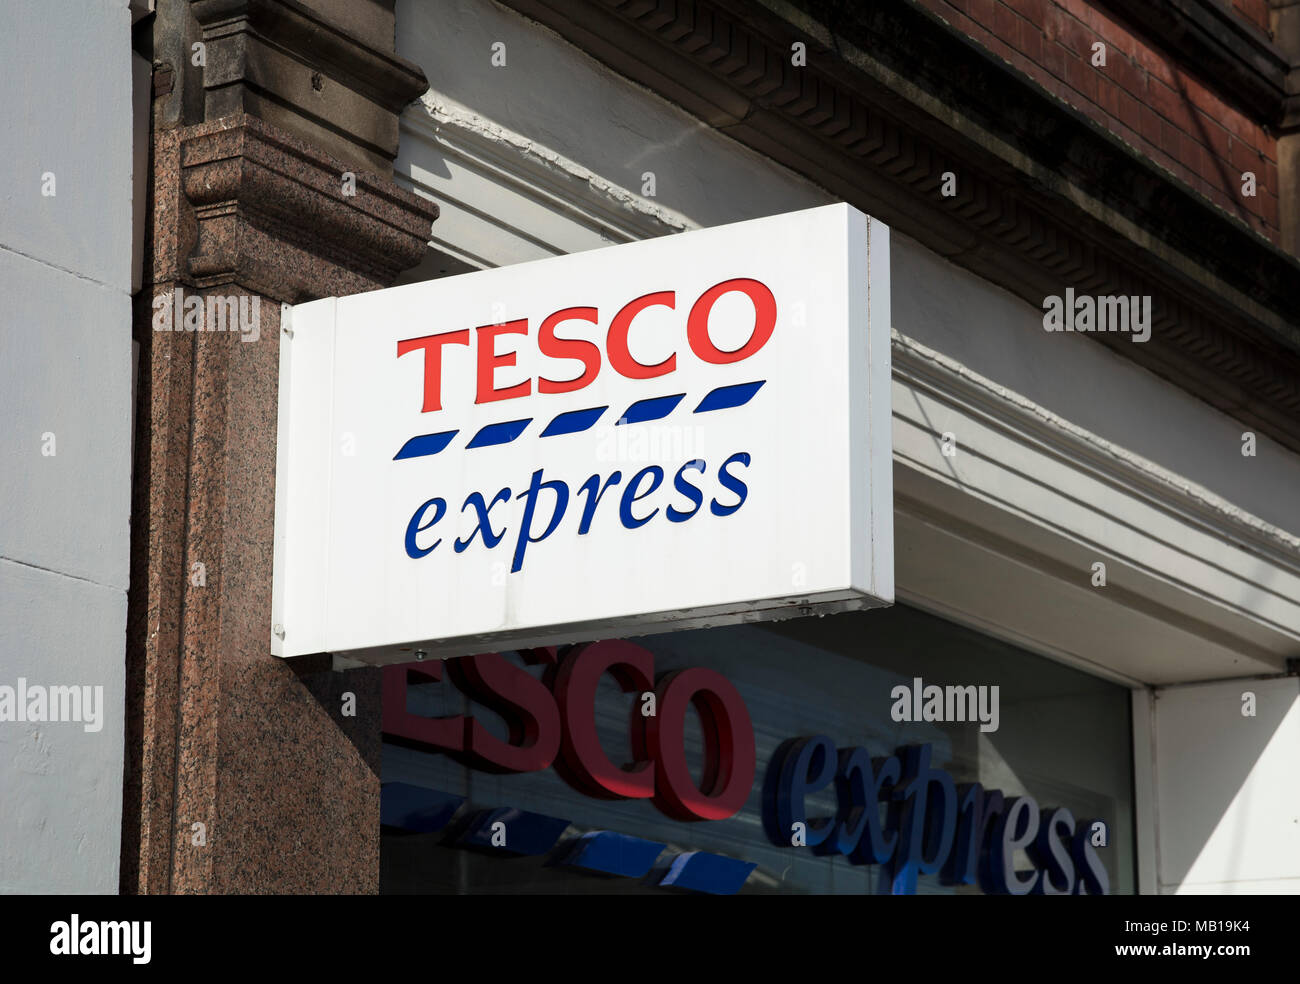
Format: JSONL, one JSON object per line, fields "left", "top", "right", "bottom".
{"left": 554, "top": 641, "right": 656, "bottom": 800}
{"left": 649, "top": 667, "right": 755, "bottom": 821}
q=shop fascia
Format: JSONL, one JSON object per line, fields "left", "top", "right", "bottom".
{"left": 271, "top": 203, "right": 1107, "bottom": 893}
{"left": 384, "top": 639, "right": 1111, "bottom": 896}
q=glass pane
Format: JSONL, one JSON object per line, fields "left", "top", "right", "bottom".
{"left": 381, "top": 603, "right": 1134, "bottom": 894}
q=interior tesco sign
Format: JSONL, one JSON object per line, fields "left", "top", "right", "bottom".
{"left": 384, "top": 642, "right": 1111, "bottom": 895}
{"left": 272, "top": 205, "right": 893, "bottom": 662}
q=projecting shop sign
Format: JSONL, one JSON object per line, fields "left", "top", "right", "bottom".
{"left": 271, "top": 204, "right": 893, "bottom": 664}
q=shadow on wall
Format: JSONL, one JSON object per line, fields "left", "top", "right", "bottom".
{"left": 1153, "top": 675, "right": 1300, "bottom": 893}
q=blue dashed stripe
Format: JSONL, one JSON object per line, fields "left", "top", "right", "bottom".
{"left": 658, "top": 851, "right": 757, "bottom": 895}
{"left": 617, "top": 393, "right": 685, "bottom": 425}
{"left": 380, "top": 782, "right": 465, "bottom": 833}
{"left": 394, "top": 380, "right": 765, "bottom": 460}
{"left": 541, "top": 405, "right": 607, "bottom": 437}
{"left": 457, "top": 807, "right": 570, "bottom": 856}
{"left": 466, "top": 417, "right": 532, "bottom": 448}
{"left": 393, "top": 430, "right": 458, "bottom": 460}
{"left": 560, "top": 831, "right": 666, "bottom": 878}
{"left": 695, "top": 379, "right": 765, "bottom": 413}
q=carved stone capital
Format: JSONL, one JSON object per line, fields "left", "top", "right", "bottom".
{"left": 172, "top": 113, "right": 437, "bottom": 300}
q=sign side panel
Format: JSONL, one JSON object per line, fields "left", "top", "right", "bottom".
{"left": 852, "top": 213, "right": 894, "bottom": 597}
{"left": 864, "top": 215, "right": 895, "bottom": 602}
{"left": 273, "top": 297, "right": 337, "bottom": 658}
{"left": 270, "top": 303, "right": 292, "bottom": 656}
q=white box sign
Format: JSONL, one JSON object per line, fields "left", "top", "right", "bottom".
{"left": 271, "top": 204, "right": 893, "bottom": 663}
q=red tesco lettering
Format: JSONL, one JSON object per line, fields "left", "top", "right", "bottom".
{"left": 381, "top": 640, "right": 756, "bottom": 822}
{"left": 396, "top": 278, "right": 777, "bottom": 412}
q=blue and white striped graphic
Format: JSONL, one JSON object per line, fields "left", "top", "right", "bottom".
{"left": 380, "top": 782, "right": 756, "bottom": 893}
{"left": 392, "top": 379, "right": 766, "bottom": 461}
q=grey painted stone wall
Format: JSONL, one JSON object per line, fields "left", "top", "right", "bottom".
{"left": 0, "top": 0, "right": 134, "bottom": 892}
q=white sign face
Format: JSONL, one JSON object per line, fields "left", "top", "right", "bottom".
{"left": 272, "top": 204, "right": 892, "bottom": 664}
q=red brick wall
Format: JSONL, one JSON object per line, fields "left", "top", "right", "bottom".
{"left": 913, "top": 0, "right": 1281, "bottom": 243}
{"left": 1231, "top": 0, "right": 1270, "bottom": 35}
